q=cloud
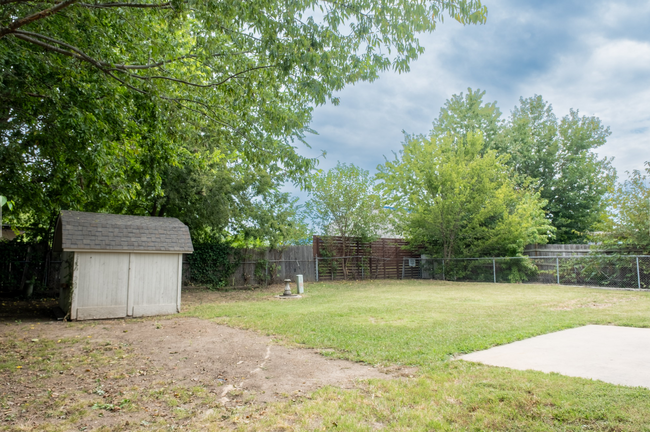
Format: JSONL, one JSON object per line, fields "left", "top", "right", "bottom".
{"left": 286, "top": 0, "right": 650, "bottom": 203}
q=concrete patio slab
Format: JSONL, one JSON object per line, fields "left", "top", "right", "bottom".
{"left": 459, "top": 325, "right": 650, "bottom": 388}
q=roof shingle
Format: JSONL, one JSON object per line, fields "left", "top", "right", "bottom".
{"left": 56, "top": 211, "right": 193, "bottom": 253}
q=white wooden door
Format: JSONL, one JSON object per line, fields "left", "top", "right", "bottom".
{"left": 130, "top": 253, "right": 180, "bottom": 317}
{"left": 73, "top": 253, "right": 129, "bottom": 320}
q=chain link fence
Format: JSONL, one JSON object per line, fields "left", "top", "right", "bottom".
{"left": 401, "top": 256, "right": 650, "bottom": 289}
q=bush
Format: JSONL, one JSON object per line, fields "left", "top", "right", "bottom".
{"left": 186, "top": 242, "right": 241, "bottom": 289}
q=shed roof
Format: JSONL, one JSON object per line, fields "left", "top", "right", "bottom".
{"left": 54, "top": 211, "right": 193, "bottom": 253}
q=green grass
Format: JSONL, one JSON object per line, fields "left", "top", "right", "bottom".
{"left": 185, "top": 280, "right": 650, "bottom": 431}
{"left": 186, "top": 280, "right": 650, "bottom": 367}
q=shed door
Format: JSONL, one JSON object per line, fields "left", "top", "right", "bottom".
{"left": 130, "top": 254, "right": 180, "bottom": 317}
{"left": 74, "top": 253, "right": 129, "bottom": 320}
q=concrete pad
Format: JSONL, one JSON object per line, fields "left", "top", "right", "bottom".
{"left": 459, "top": 325, "right": 650, "bottom": 388}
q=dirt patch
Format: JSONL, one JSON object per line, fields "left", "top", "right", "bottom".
{"left": 0, "top": 316, "right": 412, "bottom": 431}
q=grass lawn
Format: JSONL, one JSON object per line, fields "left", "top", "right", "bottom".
{"left": 185, "top": 280, "right": 650, "bottom": 431}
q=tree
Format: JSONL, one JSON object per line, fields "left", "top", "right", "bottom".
{"left": 1, "top": 0, "right": 487, "bottom": 242}
{"left": 497, "top": 96, "right": 616, "bottom": 243}
{"left": 305, "top": 162, "right": 387, "bottom": 277}
{"left": 595, "top": 163, "right": 650, "bottom": 254}
{"left": 426, "top": 90, "right": 616, "bottom": 244}
{"left": 377, "top": 132, "right": 553, "bottom": 259}
{"left": 430, "top": 88, "right": 502, "bottom": 149}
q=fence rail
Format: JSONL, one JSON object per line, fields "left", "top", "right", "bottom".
{"left": 233, "top": 259, "right": 316, "bottom": 286}
{"left": 401, "top": 256, "right": 650, "bottom": 289}
{"left": 314, "top": 256, "right": 407, "bottom": 282}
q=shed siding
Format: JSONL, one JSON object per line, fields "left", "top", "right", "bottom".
{"left": 68, "top": 252, "right": 183, "bottom": 320}
{"left": 75, "top": 253, "right": 129, "bottom": 320}
{"left": 131, "top": 254, "right": 179, "bottom": 317}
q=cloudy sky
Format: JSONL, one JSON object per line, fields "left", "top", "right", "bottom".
{"left": 285, "top": 0, "right": 650, "bottom": 201}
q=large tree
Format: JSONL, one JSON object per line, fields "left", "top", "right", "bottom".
{"left": 305, "top": 162, "right": 387, "bottom": 277}
{"left": 428, "top": 90, "right": 616, "bottom": 244}
{"left": 497, "top": 96, "right": 616, "bottom": 243}
{"left": 430, "top": 88, "right": 502, "bottom": 149}
{"left": 305, "top": 162, "right": 387, "bottom": 240}
{"left": 1, "top": 0, "right": 487, "bottom": 241}
{"left": 377, "top": 132, "right": 553, "bottom": 259}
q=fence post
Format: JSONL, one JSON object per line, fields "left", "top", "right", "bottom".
{"left": 315, "top": 257, "right": 319, "bottom": 282}
{"left": 265, "top": 261, "right": 268, "bottom": 287}
{"left": 637, "top": 257, "right": 641, "bottom": 289}
{"left": 442, "top": 259, "right": 445, "bottom": 281}
{"left": 361, "top": 257, "right": 363, "bottom": 280}
{"left": 556, "top": 257, "right": 560, "bottom": 285}
{"left": 401, "top": 258, "right": 405, "bottom": 280}
{"left": 493, "top": 258, "right": 496, "bottom": 283}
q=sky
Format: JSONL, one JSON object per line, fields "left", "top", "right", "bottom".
{"left": 284, "top": 0, "right": 650, "bottom": 202}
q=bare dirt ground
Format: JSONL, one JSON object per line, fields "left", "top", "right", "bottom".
{"left": 0, "top": 287, "right": 413, "bottom": 431}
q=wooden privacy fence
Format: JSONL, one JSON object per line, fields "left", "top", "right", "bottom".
{"left": 524, "top": 244, "right": 592, "bottom": 257}
{"left": 182, "top": 236, "right": 422, "bottom": 287}
{"left": 183, "top": 245, "right": 316, "bottom": 287}
{"left": 0, "top": 241, "right": 61, "bottom": 297}
{"left": 233, "top": 245, "right": 315, "bottom": 286}
{"left": 313, "top": 236, "right": 420, "bottom": 281}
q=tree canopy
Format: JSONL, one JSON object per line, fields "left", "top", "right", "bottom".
{"left": 1, "top": 0, "right": 487, "bottom": 243}
{"left": 377, "top": 132, "right": 553, "bottom": 259}
{"left": 305, "top": 162, "right": 387, "bottom": 242}
{"left": 498, "top": 96, "right": 616, "bottom": 243}
{"left": 427, "top": 89, "right": 615, "bottom": 244}
{"left": 595, "top": 162, "right": 650, "bottom": 254}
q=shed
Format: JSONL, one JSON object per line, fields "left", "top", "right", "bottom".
{"left": 53, "top": 211, "right": 193, "bottom": 320}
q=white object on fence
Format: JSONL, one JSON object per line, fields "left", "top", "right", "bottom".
{"left": 296, "top": 274, "right": 304, "bottom": 294}
{"left": 408, "top": 258, "right": 416, "bottom": 267}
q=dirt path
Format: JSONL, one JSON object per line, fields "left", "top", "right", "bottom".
{"left": 0, "top": 315, "right": 412, "bottom": 431}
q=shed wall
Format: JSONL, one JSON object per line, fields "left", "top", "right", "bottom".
{"left": 67, "top": 252, "right": 182, "bottom": 320}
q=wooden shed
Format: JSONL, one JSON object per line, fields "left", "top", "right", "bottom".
{"left": 53, "top": 211, "right": 193, "bottom": 320}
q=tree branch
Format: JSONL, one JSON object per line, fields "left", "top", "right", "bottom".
{"left": 78, "top": 1, "right": 171, "bottom": 9}
{"left": 12, "top": 30, "right": 271, "bottom": 95}
{"left": 114, "top": 65, "right": 274, "bottom": 88}
{"left": 0, "top": 0, "right": 40, "bottom": 5}
{"left": 15, "top": 31, "right": 253, "bottom": 71}
{"left": 0, "top": 0, "right": 78, "bottom": 38}
{"left": 12, "top": 32, "right": 80, "bottom": 58}
{"left": 12, "top": 32, "right": 148, "bottom": 94}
